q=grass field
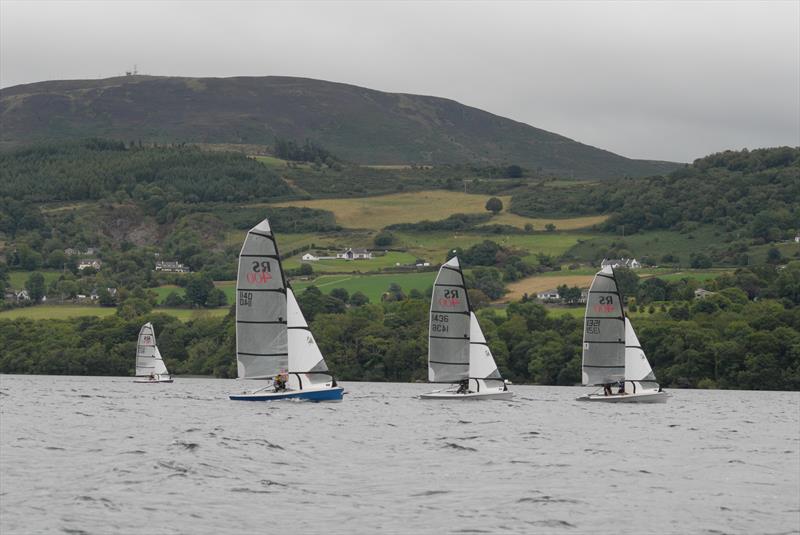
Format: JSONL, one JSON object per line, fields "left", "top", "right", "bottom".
{"left": 271, "top": 190, "right": 607, "bottom": 232}
{"left": 0, "top": 306, "right": 229, "bottom": 321}
{"left": 273, "top": 191, "right": 513, "bottom": 230}
{"left": 282, "top": 251, "right": 419, "bottom": 273}
{"left": 8, "top": 270, "right": 62, "bottom": 290}
{"left": 565, "top": 226, "right": 728, "bottom": 264}
{"left": 291, "top": 271, "right": 437, "bottom": 303}
{"left": 503, "top": 275, "right": 595, "bottom": 302}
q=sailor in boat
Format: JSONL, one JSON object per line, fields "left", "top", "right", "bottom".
{"left": 603, "top": 384, "right": 612, "bottom": 396}
{"left": 617, "top": 379, "right": 626, "bottom": 395}
{"left": 149, "top": 372, "right": 155, "bottom": 381}
{"left": 456, "top": 379, "right": 469, "bottom": 395}
{"left": 273, "top": 370, "right": 288, "bottom": 392}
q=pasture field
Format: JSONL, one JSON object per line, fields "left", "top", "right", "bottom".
{"left": 0, "top": 306, "right": 228, "bottom": 321}
{"left": 482, "top": 213, "right": 608, "bottom": 231}
{"left": 8, "top": 270, "right": 62, "bottom": 290}
{"left": 502, "top": 275, "right": 595, "bottom": 302}
{"left": 282, "top": 251, "right": 419, "bottom": 273}
{"left": 565, "top": 226, "right": 725, "bottom": 264}
{"left": 273, "top": 190, "right": 513, "bottom": 230}
{"left": 271, "top": 190, "right": 607, "bottom": 232}
{"left": 291, "top": 271, "right": 437, "bottom": 303}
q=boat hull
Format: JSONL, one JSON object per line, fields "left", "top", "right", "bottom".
{"left": 134, "top": 376, "right": 173, "bottom": 383}
{"left": 229, "top": 386, "right": 344, "bottom": 402}
{"left": 576, "top": 390, "right": 669, "bottom": 403}
{"left": 420, "top": 390, "right": 513, "bottom": 400}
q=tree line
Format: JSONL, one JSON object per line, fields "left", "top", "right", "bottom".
{"left": 2, "top": 262, "right": 798, "bottom": 390}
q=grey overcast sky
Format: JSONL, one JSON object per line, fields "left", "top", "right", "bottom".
{"left": 1, "top": 0, "right": 798, "bottom": 162}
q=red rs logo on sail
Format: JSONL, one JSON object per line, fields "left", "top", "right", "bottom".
{"left": 246, "top": 272, "right": 272, "bottom": 284}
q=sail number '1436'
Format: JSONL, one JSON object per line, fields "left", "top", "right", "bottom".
{"left": 431, "top": 313, "right": 449, "bottom": 333}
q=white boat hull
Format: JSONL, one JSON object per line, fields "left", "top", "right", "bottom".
{"left": 576, "top": 390, "right": 669, "bottom": 403}
{"left": 134, "top": 375, "right": 173, "bottom": 383}
{"left": 421, "top": 379, "right": 513, "bottom": 400}
{"left": 420, "top": 390, "right": 513, "bottom": 400}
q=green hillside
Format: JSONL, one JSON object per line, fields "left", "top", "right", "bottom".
{"left": 0, "top": 75, "right": 679, "bottom": 179}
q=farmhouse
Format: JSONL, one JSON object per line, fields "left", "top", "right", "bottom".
{"left": 601, "top": 257, "right": 641, "bottom": 269}
{"left": 155, "top": 260, "right": 190, "bottom": 273}
{"left": 336, "top": 248, "right": 372, "bottom": 260}
{"left": 537, "top": 289, "right": 560, "bottom": 301}
{"left": 77, "top": 259, "right": 102, "bottom": 271}
{"left": 301, "top": 253, "right": 319, "bottom": 262}
{"left": 65, "top": 247, "right": 98, "bottom": 257}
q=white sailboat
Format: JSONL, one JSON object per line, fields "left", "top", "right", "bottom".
{"left": 577, "top": 265, "right": 668, "bottom": 403}
{"left": 421, "top": 256, "right": 512, "bottom": 400}
{"left": 229, "top": 218, "right": 343, "bottom": 402}
{"left": 133, "top": 322, "right": 173, "bottom": 383}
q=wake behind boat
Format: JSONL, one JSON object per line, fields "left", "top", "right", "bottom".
{"left": 577, "top": 266, "right": 668, "bottom": 403}
{"left": 229, "top": 218, "right": 343, "bottom": 402}
{"left": 421, "top": 256, "right": 512, "bottom": 400}
{"left": 133, "top": 322, "right": 173, "bottom": 383}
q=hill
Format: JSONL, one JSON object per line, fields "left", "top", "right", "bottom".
{"left": 0, "top": 75, "right": 679, "bottom": 179}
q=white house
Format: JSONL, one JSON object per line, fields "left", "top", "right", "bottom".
{"left": 154, "top": 260, "right": 190, "bottom": 273}
{"left": 78, "top": 259, "right": 102, "bottom": 271}
{"left": 601, "top": 257, "right": 641, "bottom": 270}
{"left": 537, "top": 289, "right": 560, "bottom": 301}
{"left": 301, "top": 253, "right": 319, "bottom": 262}
{"left": 795, "top": 235, "right": 800, "bottom": 243}
{"left": 336, "top": 248, "right": 372, "bottom": 260}
{"left": 15, "top": 290, "right": 30, "bottom": 301}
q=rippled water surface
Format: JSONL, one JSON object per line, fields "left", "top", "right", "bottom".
{"left": 1, "top": 375, "right": 798, "bottom": 535}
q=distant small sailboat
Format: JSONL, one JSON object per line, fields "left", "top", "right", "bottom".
{"left": 229, "top": 218, "right": 344, "bottom": 402}
{"left": 134, "top": 322, "right": 173, "bottom": 383}
{"left": 421, "top": 256, "right": 512, "bottom": 400}
{"left": 577, "top": 266, "right": 668, "bottom": 403}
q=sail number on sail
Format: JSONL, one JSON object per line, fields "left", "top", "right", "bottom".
{"left": 585, "top": 319, "right": 601, "bottom": 334}
{"left": 239, "top": 291, "right": 253, "bottom": 307}
{"left": 437, "top": 289, "right": 461, "bottom": 308}
{"left": 431, "top": 313, "right": 450, "bottom": 333}
{"left": 593, "top": 295, "right": 615, "bottom": 313}
{"left": 246, "top": 260, "right": 273, "bottom": 284}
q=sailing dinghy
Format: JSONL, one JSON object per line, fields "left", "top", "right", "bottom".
{"left": 134, "top": 322, "right": 173, "bottom": 383}
{"left": 229, "top": 218, "right": 343, "bottom": 402}
{"left": 576, "top": 266, "right": 668, "bottom": 403}
{"left": 421, "top": 256, "right": 512, "bottom": 400}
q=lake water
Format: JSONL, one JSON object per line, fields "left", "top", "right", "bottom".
{"left": 1, "top": 375, "right": 798, "bottom": 535}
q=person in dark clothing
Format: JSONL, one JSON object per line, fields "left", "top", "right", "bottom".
{"left": 456, "top": 379, "right": 469, "bottom": 394}
{"left": 603, "top": 384, "right": 613, "bottom": 396}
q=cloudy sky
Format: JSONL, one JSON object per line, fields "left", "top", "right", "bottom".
{"left": 1, "top": 0, "right": 798, "bottom": 162}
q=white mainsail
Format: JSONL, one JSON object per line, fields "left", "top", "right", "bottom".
{"left": 624, "top": 318, "right": 657, "bottom": 384}
{"left": 136, "top": 322, "right": 169, "bottom": 377}
{"left": 581, "top": 265, "right": 626, "bottom": 385}
{"left": 428, "top": 257, "right": 471, "bottom": 383}
{"left": 235, "top": 218, "right": 289, "bottom": 379}
{"left": 468, "top": 312, "right": 503, "bottom": 380}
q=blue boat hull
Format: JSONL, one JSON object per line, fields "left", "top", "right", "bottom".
{"left": 229, "top": 386, "right": 344, "bottom": 402}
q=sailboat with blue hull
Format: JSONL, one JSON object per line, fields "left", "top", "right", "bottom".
{"left": 229, "top": 218, "right": 343, "bottom": 402}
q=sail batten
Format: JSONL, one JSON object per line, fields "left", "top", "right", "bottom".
{"left": 581, "top": 266, "right": 626, "bottom": 385}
